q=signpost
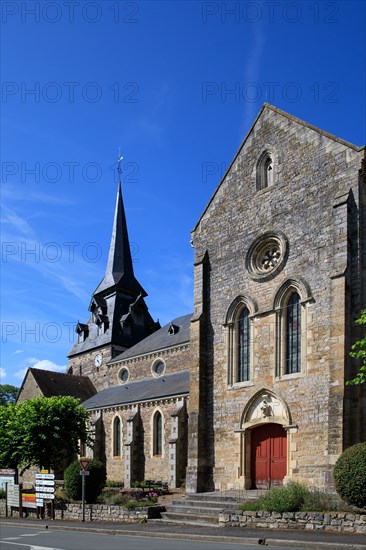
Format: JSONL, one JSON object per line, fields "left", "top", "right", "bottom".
{"left": 35, "top": 473, "right": 55, "bottom": 519}
{"left": 79, "top": 458, "right": 90, "bottom": 522}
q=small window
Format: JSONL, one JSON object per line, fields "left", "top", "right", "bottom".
{"left": 153, "top": 411, "right": 163, "bottom": 455}
{"left": 113, "top": 416, "right": 121, "bottom": 456}
{"left": 285, "top": 292, "right": 301, "bottom": 374}
{"left": 256, "top": 152, "right": 274, "bottom": 191}
{"left": 152, "top": 358, "right": 166, "bottom": 377}
{"left": 118, "top": 367, "right": 129, "bottom": 383}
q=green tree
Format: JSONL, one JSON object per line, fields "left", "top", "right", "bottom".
{"left": 0, "top": 384, "right": 19, "bottom": 405}
{"left": 0, "top": 396, "right": 91, "bottom": 472}
{"left": 347, "top": 309, "right": 366, "bottom": 385}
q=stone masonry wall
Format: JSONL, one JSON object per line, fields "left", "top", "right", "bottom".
{"left": 93, "top": 397, "right": 188, "bottom": 486}
{"left": 107, "top": 344, "right": 190, "bottom": 386}
{"left": 189, "top": 105, "right": 365, "bottom": 492}
{"left": 0, "top": 500, "right": 163, "bottom": 522}
{"left": 219, "top": 510, "right": 366, "bottom": 534}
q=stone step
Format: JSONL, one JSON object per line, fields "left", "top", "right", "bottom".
{"left": 166, "top": 505, "right": 226, "bottom": 516}
{"left": 161, "top": 511, "right": 219, "bottom": 525}
{"left": 186, "top": 491, "right": 265, "bottom": 502}
{"left": 171, "top": 499, "right": 241, "bottom": 510}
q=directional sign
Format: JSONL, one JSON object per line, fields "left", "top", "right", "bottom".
{"left": 36, "top": 499, "right": 44, "bottom": 507}
{"left": 36, "top": 493, "right": 55, "bottom": 499}
{"left": 35, "top": 479, "right": 54, "bottom": 486}
{"left": 79, "top": 458, "right": 90, "bottom": 471}
{"left": 36, "top": 473, "right": 55, "bottom": 480}
{"left": 35, "top": 486, "right": 54, "bottom": 493}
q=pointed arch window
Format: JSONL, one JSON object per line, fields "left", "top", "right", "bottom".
{"left": 226, "top": 297, "right": 256, "bottom": 386}
{"left": 238, "top": 308, "right": 250, "bottom": 382}
{"left": 113, "top": 416, "right": 121, "bottom": 457}
{"left": 257, "top": 152, "right": 274, "bottom": 191}
{"left": 153, "top": 411, "right": 163, "bottom": 455}
{"left": 285, "top": 292, "right": 301, "bottom": 374}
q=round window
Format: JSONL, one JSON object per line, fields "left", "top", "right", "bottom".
{"left": 246, "top": 231, "right": 289, "bottom": 281}
{"left": 118, "top": 368, "right": 129, "bottom": 383}
{"left": 152, "top": 359, "right": 165, "bottom": 377}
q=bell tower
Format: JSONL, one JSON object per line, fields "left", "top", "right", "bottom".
{"left": 67, "top": 158, "right": 160, "bottom": 390}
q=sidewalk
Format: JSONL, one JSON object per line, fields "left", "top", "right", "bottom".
{"left": 1, "top": 516, "right": 366, "bottom": 549}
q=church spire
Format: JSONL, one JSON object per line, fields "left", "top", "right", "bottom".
{"left": 93, "top": 158, "right": 146, "bottom": 297}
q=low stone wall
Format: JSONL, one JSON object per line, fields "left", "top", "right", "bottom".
{"left": 55, "top": 503, "right": 165, "bottom": 522}
{"left": 219, "top": 510, "right": 366, "bottom": 534}
{"left": 0, "top": 500, "right": 164, "bottom": 523}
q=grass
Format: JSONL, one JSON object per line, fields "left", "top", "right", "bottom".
{"left": 239, "top": 483, "right": 356, "bottom": 513}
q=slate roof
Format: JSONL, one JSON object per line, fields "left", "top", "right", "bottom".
{"left": 29, "top": 368, "right": 97, "bottom": 401}
{"left": 82, "top": 369, "right": 190, "bottom": 410}
{"left": 109, "top": 313, "right": 192, "bottom": 364}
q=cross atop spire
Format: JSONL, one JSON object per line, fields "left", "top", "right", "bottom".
{"left": 117, "top": 149, "right": 123, "bottom": 186}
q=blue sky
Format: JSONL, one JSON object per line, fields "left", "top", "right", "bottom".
{"left": 1, "top": 0, "right": 365, "bottom": 387}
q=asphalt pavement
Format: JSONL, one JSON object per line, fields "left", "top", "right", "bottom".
{"left": 1, "top": 516, "right": 365, "bottom": 550}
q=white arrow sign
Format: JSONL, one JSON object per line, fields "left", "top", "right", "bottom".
{"left": 35, "top": 473, "right": 55, "bottom": 480}
{"left": 35, "top": 479, "right": 54, "bottom": 486}
{"left": 36, "top": 493, "right": 55, "bottom": 499}
{"left": 35, "top": 486, "right": 54, "bottom": 493}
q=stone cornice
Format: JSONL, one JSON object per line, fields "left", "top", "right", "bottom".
{"left": 107, "top": 343, "right": 190, "bottom": 368}
{"left": 87, "top": 394, "right": 189, "bottom": 414}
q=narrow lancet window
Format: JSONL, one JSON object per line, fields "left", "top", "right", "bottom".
{"left": 286, "top": 293, "right": 301, "bottom": 373}
{"left": 238, "top": 308, "right": 250, "bottom": 382}
{"left": 113, "top": 416, "right": 121, "bottom": 456}
{"left": 154, "top": 412, "right": 162, "bottom": 455}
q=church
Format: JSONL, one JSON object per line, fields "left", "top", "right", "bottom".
{"left": 17, "top": 104, "right": 366, "bottom": 493}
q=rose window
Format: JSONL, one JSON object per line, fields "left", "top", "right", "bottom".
{"left": 260, "top": 246, "right": 281, "bottom": 271}
{"left": 246, "top": 232, "right": 288, "bottom": 281}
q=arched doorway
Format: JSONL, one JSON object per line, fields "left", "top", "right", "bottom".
{"left": 250, "top": 423, "right": 287, "bottom": 489}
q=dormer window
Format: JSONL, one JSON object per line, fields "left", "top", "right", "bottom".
{"left": 168, "top": 323, "right": 179, "bottom": 335}
{"left": 76, "top": 322, "right": 89, "bottom": 343}
{"left": 256, "top": 151, "right": 275, "bottom": 191}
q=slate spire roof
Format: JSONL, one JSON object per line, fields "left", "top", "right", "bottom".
{"left": 94, "top": 183, "right": 146, "bottom": 297}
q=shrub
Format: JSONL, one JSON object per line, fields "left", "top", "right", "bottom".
{"left": 259, "top": 482, "right": 309, "bottom": 512}
{"left": 333, "top": 442, "right": 366, "bottom": 509}
{"left": 125, "top": 500, "right": 155, "bottom": 509}
{"left": 64, "top": 460, "right": 106, "bottom": 503}
{"left": 98, "top": 492, "right": 129, "bottom": 506}
{"left": 0, "top": 487, "right": 6, "bottom": 499}
{"left": 240, "top": 500, "right": 261, "bottom": 511}
{"left": 54, "top": 487, "right": 69, "bottom": 505}
{"left": 300, "top": 490, "right": 337, "bottom": 512}
{"left": 105, "top": 480, "right": 124, "bottom": 488}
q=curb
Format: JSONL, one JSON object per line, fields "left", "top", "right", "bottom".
{"left": 1, "top": 520, "right": 366, "bottom": 549}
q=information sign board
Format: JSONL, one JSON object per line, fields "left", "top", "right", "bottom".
{"left": 7, "top": 484, "right": 20, "bottom": 507}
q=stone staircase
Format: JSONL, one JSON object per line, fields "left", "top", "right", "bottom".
{"left": 160, "top": 491, "right": 264, "bottom": 526}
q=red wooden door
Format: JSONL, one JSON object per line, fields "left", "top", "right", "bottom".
{"left": 251, "top": 424, "right": 287, "bottom": 489}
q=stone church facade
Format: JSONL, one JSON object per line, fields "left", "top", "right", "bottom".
{"left": 18, "top": 104, "right": 365, "bottom": 492}
{"left": 186, "top": 104, "right": 366, "bottom": 493}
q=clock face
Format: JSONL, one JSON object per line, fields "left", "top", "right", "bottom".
{"left": 94, "top": 354, "right": 102, "bottom": 367}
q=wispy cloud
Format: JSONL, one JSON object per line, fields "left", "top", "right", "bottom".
{"left": 15, "top": 357, "right": 67, "bottom": 379}
{"left": 1, "top": 205, "right": 35, "bottom": 236}
{"left": 0, "top": 368, "right": 6, "bottom": 381}
{"left": 13, "top": 350, "right": 24, "bottom": 355}
{"left": 242, "top": 23, "right": 266, "bottom": 131}
{"left": 1, "top": 183, "right": 73, "bottom": 206}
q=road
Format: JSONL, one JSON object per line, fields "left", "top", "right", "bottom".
{"left": 0, "top": 524, "right": 313, "bottom": 550}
